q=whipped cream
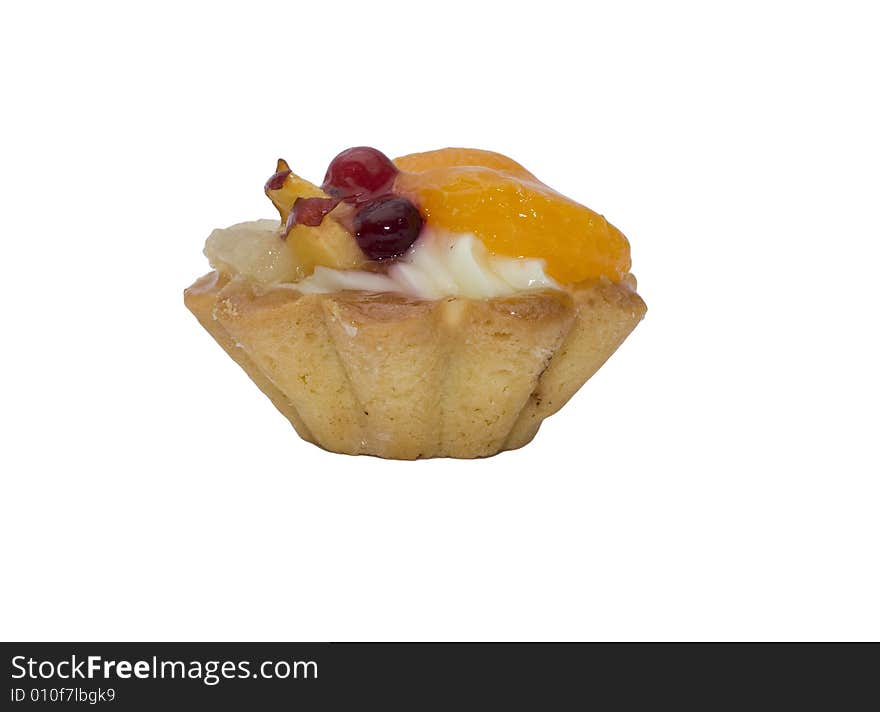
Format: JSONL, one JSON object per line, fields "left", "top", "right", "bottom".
{"left": 292, "top": 229, "right": 558, "bottom": 299}
{"left": 205, "top": 220, "right": 560, "bottom": 299}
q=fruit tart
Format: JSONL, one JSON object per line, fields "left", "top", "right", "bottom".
{"left": 184, "top": 147, "right": 646, "bottom": 459}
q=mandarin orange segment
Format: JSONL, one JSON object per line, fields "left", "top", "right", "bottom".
{"left": 394, "top": 156, "right": 632, "bottom": 284}
{"left": 394, "top": 148, "right": 537, "bottom": 180}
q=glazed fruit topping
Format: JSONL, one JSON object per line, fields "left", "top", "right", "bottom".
{"left": 254, "top": 146, "right": 633, "bottom": 282}
{"left": 322, "top": 146, "right": 398, "bottom": 203}
{"left": 393, "top": 150, "right": 632, "bottom": 283}
{"left": 286, "top": 196, "right": 339, "bottom": 232}
{"left": 353, "top": 196, "right": 423, "bottom": 260}
{"left": 271, "top": 147, "right": 424, "bottom": 260}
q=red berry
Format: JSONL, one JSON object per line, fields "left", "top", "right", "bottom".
{"left": 284, "top": 196, "right": 339, "bottom": 235}
{"left": 322, "top": 146, "right": 398, "bottom": 203}
{"left": 353, "top": 196, "right": 423, "bottom": 260}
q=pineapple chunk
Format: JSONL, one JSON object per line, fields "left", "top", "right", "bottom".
{"left": 288, "top": 217, "right": 366, "bottom": 274}
{"left": 205, "top": 160, "right": 367, "bottom": 285}
{"left": 204, "top": 219, "right": 303, "bottom": 284}
{"left": 205, "top": 217, "right": 367, "bottom": 284}
{"left": 265, "top": 158, "right": 366, "bottom": 274}
{"left": 265, "top": 158, "right": 326, "bottom": 223}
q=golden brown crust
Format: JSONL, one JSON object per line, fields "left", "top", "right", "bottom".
{"left": 504, "top": 280, "right": 647, "bottom": 450}
{"left": 183, "top": 272, "right": 315, "bottom": 442}
{"left": 184, "top": 273, "right": 646, "bottom": 459}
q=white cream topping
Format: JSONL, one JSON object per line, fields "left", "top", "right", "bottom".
{"left": 292, "top": 229, "right": 559, "bottom": 299}
{"left": 205, "top": 220, "right": 559, "bottom": 299}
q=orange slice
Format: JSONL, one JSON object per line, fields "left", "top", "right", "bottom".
{"left": 394, "top": 149, "right": 631, "bottom": 284}
{"left": 394, "top": 147, "right": 536, "bottom": 180}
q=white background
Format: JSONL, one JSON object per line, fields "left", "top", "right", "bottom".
{"left": 1, "top": 1, "right": 878, "bottom": 642}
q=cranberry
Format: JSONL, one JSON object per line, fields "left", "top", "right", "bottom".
{"left": 322, "top": 146, "right": 398, "bottom": 203}
{"left": 353, "top": 196, "right": 423, "bottom": 260}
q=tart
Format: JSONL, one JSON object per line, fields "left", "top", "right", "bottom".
{"left": 184, "top": 147, "right": 646, "bottom": 458}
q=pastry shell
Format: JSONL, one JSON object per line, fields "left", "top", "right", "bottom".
{"left": 185, "top": 272, "right": 646, "bottom": 459}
